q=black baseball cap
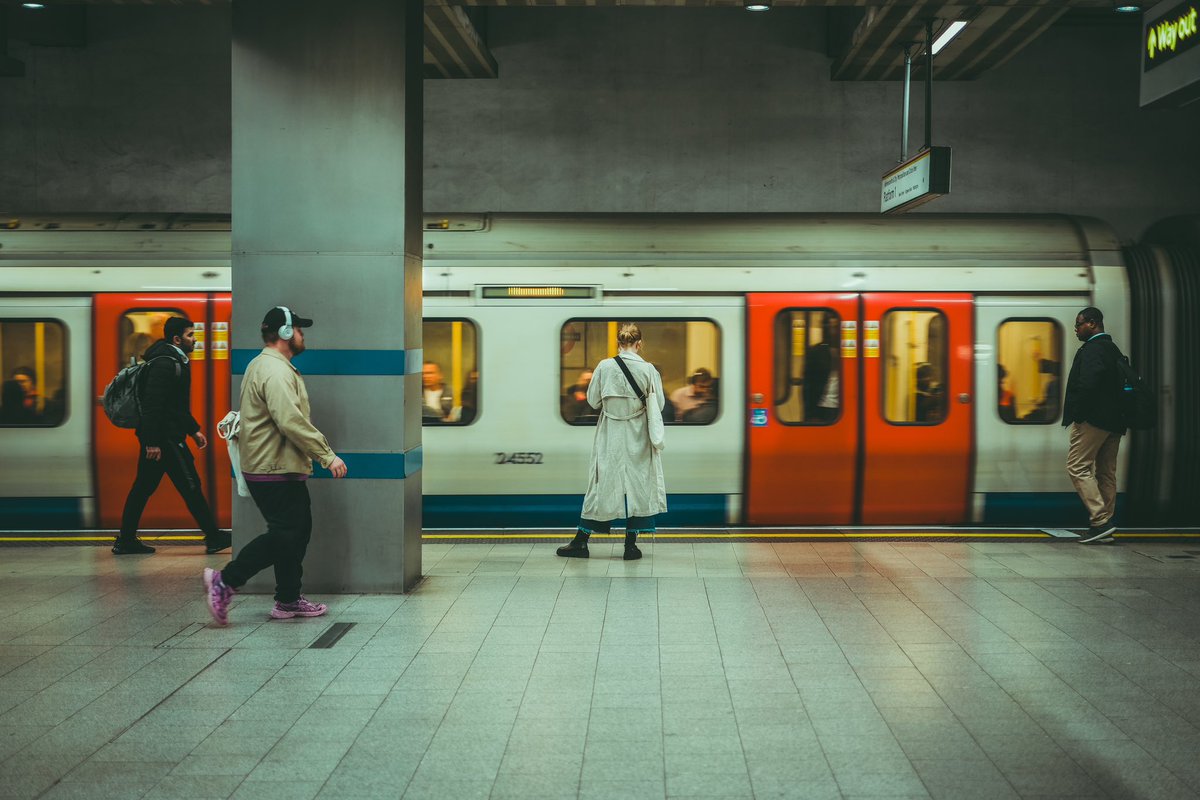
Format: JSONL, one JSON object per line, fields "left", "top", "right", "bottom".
{"left": 260, "top": 307, "right": 313, "bottom": 333}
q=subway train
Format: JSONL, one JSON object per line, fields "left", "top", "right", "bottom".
{"left": 1, "top": 212, "right": 1197, "bottom": 533}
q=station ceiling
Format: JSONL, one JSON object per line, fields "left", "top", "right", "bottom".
{"left": 5, "top": 1, "right": 1134, "bottom": 82}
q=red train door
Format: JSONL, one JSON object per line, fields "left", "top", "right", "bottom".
{"left": 860, "top": 293, "right": 973, "bottom": 524}
{"left": 208, "top": 295, "right": 233, "bottom": 529}
{"left": 93, "top": 294, "right": 231, "bottom": 530}
{"left": 746, "top": 293, "right": 860, "bottom": 524}
{"left": 745, "top": 292, "right": 973, "bottom": 525}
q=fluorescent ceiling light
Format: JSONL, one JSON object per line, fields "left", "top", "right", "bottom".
{"left": 743, "top": 0, "right": 771, "bottom": 10}
{"left": 22, "top": 2, "right": 46, "bottom": 8}
{"left": 931, "top": 21, "right": 968, "bottom": 55}
{"left": 1114, "top": 3, "right": 1141, "bottom": 12}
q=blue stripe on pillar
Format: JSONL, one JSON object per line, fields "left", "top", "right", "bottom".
{"left": 232, "top": 348, "right": 423, "bottom": 376}
{"left": 308, "top": 447, "right": 423, "bottom": 479}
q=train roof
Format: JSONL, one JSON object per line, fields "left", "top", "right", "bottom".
{"left": 426, "top": 212, "right": 1119, "bottom": 261}
{"left": 0, "top": 212, "right": 1119, "bottom": 294}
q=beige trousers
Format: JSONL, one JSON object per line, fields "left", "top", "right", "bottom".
{"left": 1066, "top": 422, "right": 1122, "bottom": 527}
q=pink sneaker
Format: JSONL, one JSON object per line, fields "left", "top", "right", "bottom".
{"left": 203, "top": 568, "right": 234, "bottom": 627}
{"left": 270, "top": 597, "right": 328, "bottom": 620}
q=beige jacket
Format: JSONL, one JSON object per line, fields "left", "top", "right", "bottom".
{"left": 238, "top": 347, "right": 336, "bottom": 475}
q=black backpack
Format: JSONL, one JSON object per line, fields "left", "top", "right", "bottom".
{"left": 101, "top": 356, "right": 179, "bottom": 429}
{"left": 1113, "top": 351, "right": 1156, "bottom": 431}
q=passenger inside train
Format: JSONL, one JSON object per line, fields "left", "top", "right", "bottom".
{"left": 561, "top": 370, "right": 597, "bottom": 423}
{"left": 459, "top": 369, "right": 479, "bottom": 425}
{"left": 776, "top": 310, "right": 841, "bottom": 425}
{"left": 802, "top": 317, "right": 839, "bottom": 424}
{"left": 670, "top": 368, "right": 717, "bottom": 424}
{"left": 422, "top": 361, "right": 454, "bottom": 423}
{"left": 0, "top": 378, "right": 34, "bottom": 424}
{"left": 1022, "top": 359, "right": 1062, "bottom": 422}
{"left": 0, "top": 319, "right": 67, "bottom": 426}
{"left": 998, "top": 364, "right": 1017, "bottom": 423}
{"left": 421, "top": 320, "right": 478, "bottom": 426}
{"left": 914, "top": 362, "right": 946, "bottom": 423}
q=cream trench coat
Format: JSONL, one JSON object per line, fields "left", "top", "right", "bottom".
{"left": 580, "top": 349, "right": 668, "bottom": 521}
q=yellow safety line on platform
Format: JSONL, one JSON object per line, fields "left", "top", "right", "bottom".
{"left": 2, "top": 533, "right": 1195, "bottom": 543}
{"left": 421, "top": 532, "right": 1052, "bottom": 539}
{"left": 0, "top": 536, "right": 205, "bottom": 542}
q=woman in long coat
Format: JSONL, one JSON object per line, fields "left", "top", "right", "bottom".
{"left": 557, "top": 323, "right": 666, "bottom": 561}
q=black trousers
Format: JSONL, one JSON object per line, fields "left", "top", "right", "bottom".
{"left": 221, "top": 481, "right": 312, "bottom": 604}
{"left": 120, "top": 440, "right": 219, "bottom": 540}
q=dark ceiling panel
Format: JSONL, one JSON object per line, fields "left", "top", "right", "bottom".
{"left": 5, "top": 0, "right": 1127, "bottom": 83}
{"left": 831, "top": 0, "right": 1084, "bottom": 81}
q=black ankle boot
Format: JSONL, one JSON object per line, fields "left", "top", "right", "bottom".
{"left": 623, "top": 532, "right": 642, "bottom": 561}
{"left": 112, "top": 537, "right": 156, "bottom": 555}
{"left": 556, "top": 531, "right": 590, "bottom": 558}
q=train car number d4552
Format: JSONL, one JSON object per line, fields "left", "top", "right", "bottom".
{"left": 495, "top": 452, "right": 544, "bottom": 465}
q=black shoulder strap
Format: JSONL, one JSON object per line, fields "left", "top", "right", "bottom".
{"left": 613, "top": 356, "right": 646, "bottom": 407}
{"left": 144, "top": 355, "right": 181, "bottom": 377}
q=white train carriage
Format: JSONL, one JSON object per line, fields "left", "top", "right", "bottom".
{"left": 0, "top": 212, "right": 1143, "bottom": 530}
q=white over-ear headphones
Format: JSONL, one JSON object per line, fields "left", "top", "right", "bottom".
{"left": 277, "top": 306, "right": 294, "bottom": 340}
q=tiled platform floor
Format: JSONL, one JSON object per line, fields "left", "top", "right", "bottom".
{"left": 2, "top": 540, "right": 1200, "bottom": 799}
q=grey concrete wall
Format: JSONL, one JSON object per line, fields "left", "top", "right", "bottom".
{"left": 0, "top": 8, "right": 231, "bottom": 212}
{"left": 425, "top": 9, "right": 1200, "bottom": 240}
{"left": 2, "top": 7, "right": 1198, "bottom": 240}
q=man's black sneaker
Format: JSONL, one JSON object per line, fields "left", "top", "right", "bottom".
{"left": 623, "top": 543, "right": 643, "bottom": 561}
{"left": 112, "top": 538, "right": 156, "bottom": 555}
{"left": 1079, "top": 523, "right": 1117, "bottom": 544}
{"left": 205, "top": 531, "right": 233, "bottom": 554}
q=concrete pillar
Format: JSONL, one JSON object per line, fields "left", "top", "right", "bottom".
{"left": 231, "top": 0, "right": 423, "bottom": 592}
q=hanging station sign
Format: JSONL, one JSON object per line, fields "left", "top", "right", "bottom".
{"left": 1141, "top": 2, "right": 1200, "bottom": 107}
{"left": 880, "top": 146, "right": 952, "bottom": 214}
{"left": 1145, "top": 2, "right": 1199, "bottom": 71}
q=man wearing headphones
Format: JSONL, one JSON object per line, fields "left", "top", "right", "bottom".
{"left": 203, "top": 307, "right": 347, "bottom": 626}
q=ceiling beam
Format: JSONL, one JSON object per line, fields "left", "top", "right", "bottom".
{"left": 831, "top": 0, "right": 1077, "bottom": 81}
{"left": 425, "top": 5, "right": 498, "bottom": 79}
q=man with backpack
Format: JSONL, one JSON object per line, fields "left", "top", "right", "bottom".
{"left": 113, "top": 316, "right": 231, "bottom": 556}
{"left": 1063, "top": 307, "right": 1126, "bottom": 545}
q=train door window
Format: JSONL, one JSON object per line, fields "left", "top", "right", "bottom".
{"left": 773, "top": 309, "right": 841, "bottom": 425}
{"left": 423, "top": 320, "right": 479, "bottom": 425}
{"left": 560, "top": 319, "right": 721, "bottom": 425}
{"left": 882, "top": 310, "right": 948, "bottom": 425}
{"left": 996, "top": 319, "right": 1063, "bottom": 424}
{"left": 120, "top": 309, "right": 186, "bottom": 366}
{"left": 0, "top": 320, "right": 67, "bottom": 427}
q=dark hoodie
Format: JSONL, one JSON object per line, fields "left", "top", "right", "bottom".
{"left": 136, "top": 339, "right": 200, "bottom": 447}
{"left": 1062, "top": 333, "right": 1125, "bottom": 435}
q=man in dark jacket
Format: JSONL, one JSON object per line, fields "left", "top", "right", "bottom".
{"left": 113, "top": 316, "right": 231, "bottom": 555}
{"left": 1062, "top": 307, "right": 1125, "bottom": 544}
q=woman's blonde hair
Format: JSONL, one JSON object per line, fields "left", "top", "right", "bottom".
{"left": 617, "top": 323, "right": 643, "bottom": 348}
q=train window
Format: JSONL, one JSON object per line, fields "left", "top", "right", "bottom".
{"left": 882, "top": 310, "right": 948, "bottom": 425}
{"left": 120, "top": 309, "right": 186, "bottom": 366}
{"left": 997, "top": 319, "right": 1063, "bottom": 425}
{"left": 0, "top": 319, "right": 67, "bottom": 428}
{"left": 423, "top": 319, "right": 479, "bottom": 425}
{"left": 559, "top": 319, "right": 721, "bottom": 426}
{"left": 774, "top": 309, "right": 841, "bottom": 425}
